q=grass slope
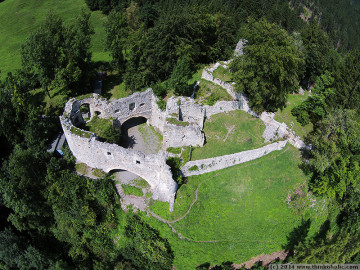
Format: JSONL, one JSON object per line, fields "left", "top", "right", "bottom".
{"left": 0, "top": 0, "right": 109, "bottom": 79}
{"left": 147, "top": 145, "right": 328, "bottom": 269}
{"left": 274, "top": 92, "right": 313, "bottom": 139}
{"left": 191, "top": 110, "right": 266, "bottom": 160}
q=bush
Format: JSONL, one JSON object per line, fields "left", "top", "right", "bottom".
{"left": 156, "top": 99, "right": 166, "bottom": 111}
{"left": 189, "top": 165, "right": 198, "bottom": 171}
{"left": 151, "top": 82, "right": 167, "bottom": 97}
{"left": 166, "top": 157, "right": 184, "bottom": 185}
{"left": 291, "top": 104, "right": 310, "bottom": 126}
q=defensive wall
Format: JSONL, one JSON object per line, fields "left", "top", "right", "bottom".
{"left": 182, "top": 141, "right": 288, "bottom": 176}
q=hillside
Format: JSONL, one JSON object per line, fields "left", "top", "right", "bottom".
{"left": 0, "top": 0, "right": 109, "bottom": 79}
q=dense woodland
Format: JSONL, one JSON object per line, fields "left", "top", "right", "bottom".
{"left": 0, "top": 0, "right": 360, "bottom": 269}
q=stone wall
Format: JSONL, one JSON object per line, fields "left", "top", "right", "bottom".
{"left": 181, "top": 141, "right": 287, "bottom": 176}
{"left": 200, "top": 53, "right": 306, "bottom": 149}
{"left": 259, "top": 112, "right": 306, "bottom": 148}
{"left": 204, "top": 100, "right": 240, "bottom": 118}
{"left": 201, "top": 69, "right": 239, "bottom": 100}
{"left": 162, "top": 96, "right": 205, "bottom": 148}
{"left": 60, "top": 98, "right": 177, "bottom": 204}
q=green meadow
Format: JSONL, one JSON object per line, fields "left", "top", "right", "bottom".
{"left": 191, "top": 110, "right": 267, "bottom": 160}
{"left": 0, "top": 0, "right": 109, "bottom": 79}
{"left": 146, "top": 145, "right": 328, "bottom": 269}
{"left": 274, "top": 92, "right": 313, "bottom": 139}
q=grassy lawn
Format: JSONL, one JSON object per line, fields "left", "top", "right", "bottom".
{"left": 0, "top": 0, "right": 108, "bottom": 79}
{"left": 274, "top": 92, "right": 313, "bottom": 139}
{"left": 146, "top": 145, "right": 328, "bottom": 269}
{"left": 121, "top": 184, "right": 143, "bottom": 197}
{"left": 191, "top": 110, "right": 266, "bottom": 160}
{"left": 195, "top": 79, "right": 233, "bottom": 105}
{"left": 212, "top": 65, "right": 232, "bottom": 82}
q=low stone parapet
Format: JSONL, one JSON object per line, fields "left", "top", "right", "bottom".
{"left": 181, "top": 141, "right": 288, "bottom": 177}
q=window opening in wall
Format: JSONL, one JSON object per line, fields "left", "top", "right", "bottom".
{"left": 129, "top": 102, "right": 135, "bottom": 111}
{"left": 115, "top": 109, "right": 120, "bottom": 113}
{"left": 80, "top": 103, "right": 91, "bottom": 121}
{"left": 136, "top": 160, "right": 140, "bottom": 164}
{"left": 139, "top": 103, "right": 145, "bottom": 107}
{"left": 107, "top": 152, "right": 111, "bottom": 155}
{"left": 95, "top": 111, "right": 101, "bottom": 116}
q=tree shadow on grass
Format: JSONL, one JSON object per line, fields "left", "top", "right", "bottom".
{"left": 283, "top": 218, "right": 311, "bottom": 255}
{"left": 101, "top": 73, "right": 123, "bottom": 99}
{"left": 313, "top": 219, "right": 330, "bottom": 242}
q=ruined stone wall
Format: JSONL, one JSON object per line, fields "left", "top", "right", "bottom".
{"left": 106, "top": 89, "right": 154, "bottom": 124}
{"left": 60, "top": 96, "right": 177, "bottom": 204}
{"left": 201, "top": 69, "right": 239, "bottom": 100}
{"left": 162, "top": 96, "right": 205, "bottom": 148}
{"left": 204, "top": 100, "right": 240, "bottom": 118}
{"left": 181, "top": 141, "right": 287, "bottom": 176}
{"left": 162, "top": 123, "right": 205, "bottom": 149}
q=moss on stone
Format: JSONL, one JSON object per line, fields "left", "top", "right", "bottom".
{"left": 166, "top": 117, "right": 189, "bottom": 127}
{"left": 70, "top": 126, "right": 91, "bottom": 138}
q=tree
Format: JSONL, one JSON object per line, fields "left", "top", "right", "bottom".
{"left": 301, "top": 23, "right": 332, "bottom": 86}
{"left": 292, "top": 71, "right": 335, "bottom": 126}
{"left": 0, "top": 146, "right": 52, "bottom": 233}
{"left": 293, "top": 232, "right": 360, "bottom": 264}
{"left": 21, "top": 11, "right": 95, "bottom": 97}
{"left": 122, "top": 215, "right": 174, "bottom": 270}
{"left": 305, "top": 109, "right": 360, "bottom": 199}
{"left": 45, "top": 159, "right": 119, "bottom": 267}
{"left": 105, "top": 10, "right": 128, "bottom": 73}
{"left": 169, "top": 56, "right": 194, "bottom": 96}
{"left": 332, "top": 50, "right": 360, "bottom": 114}
{"left": 230, "top": 19, "right": 304, "bottom": 113}
{"left": 21, "top": 12, "right": 65, "bottom": 97}
{"left": 0, "top": 227, "right": 55, "bottom": 269}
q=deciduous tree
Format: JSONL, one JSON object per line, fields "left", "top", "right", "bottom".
{"left": 230, "top": 19, "right": 304, "bottom": 113}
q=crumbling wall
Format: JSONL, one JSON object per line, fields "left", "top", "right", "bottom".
{"left": 201, "top": 69, "right": 239, "bottom": 100}
{"left": 60, "top": 96, "right": 177, "bottom": 204}
{"left": 204, "top": 101, "right": 240, "bottom": 118}
{"left": 106, "top": 89, "right": 153, "bottom": 124}
{"left": 162, "top": 96, "right": 206, "bottom": 148}
{"left": 181, "top": 141, "right": 287, "bottom": 176}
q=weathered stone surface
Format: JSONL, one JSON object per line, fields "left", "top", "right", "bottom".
{"left": 60, "top": 89, "right": 211, "bottom": 205}
{"left": 259, "top": 112, "right": 306, "bottom": 148}
{"left": 234, "top": 39, "right": 247, "bottom": 56}
{"left": 182, "top": 141, "right": 287, "bottom": 176}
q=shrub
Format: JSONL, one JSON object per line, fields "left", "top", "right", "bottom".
{"left": 156, "top": 99, "right": 166, "bottom": 111}
{"left": 291, "top": 104, "right": 310, "bottom": 126}
{"left": 166, "top": 157, "right": 184, "bottom": 185}
{"left": 189, "top": 165, "right": 198, "bottom": 171}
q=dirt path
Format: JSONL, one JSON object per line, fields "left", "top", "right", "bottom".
{"left": 232, "top": 250, "right": 288, "bottom": 269}
{"left": 223, "top": 125, "right": 235, "bottom": 142}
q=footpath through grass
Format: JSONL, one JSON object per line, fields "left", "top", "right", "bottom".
{"left": 0, "top": 0, "right": 109, "bottom": 79}
{"left": 147, "top": 145, "right": 328, "bottom": 269}
{"left": 191, "top": 110, "right": 266, "bottom": 160}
